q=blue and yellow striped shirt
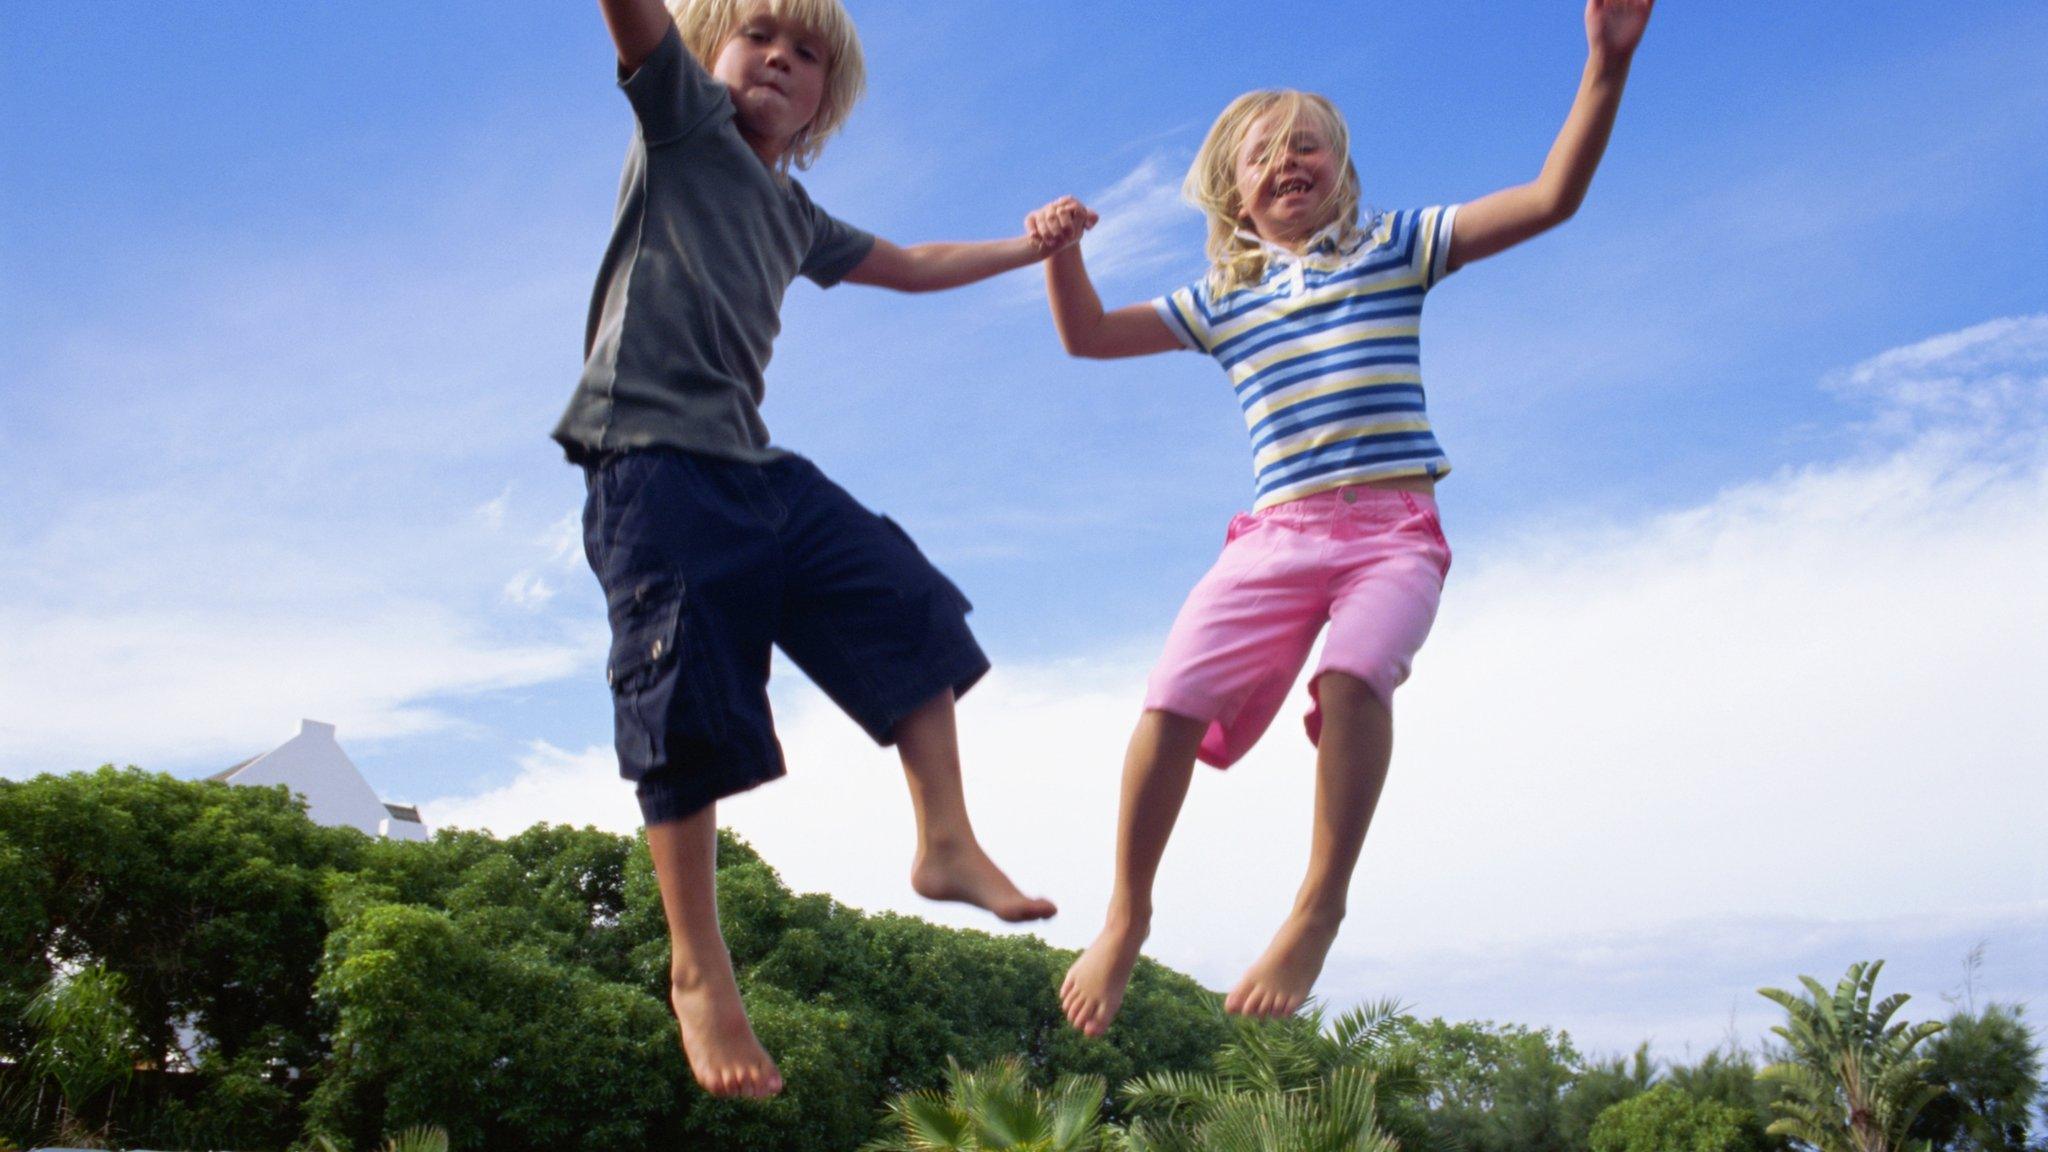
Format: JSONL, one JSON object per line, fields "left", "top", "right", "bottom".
{"left": 1154, "top": 205, "right": 1460, "bottom": 510}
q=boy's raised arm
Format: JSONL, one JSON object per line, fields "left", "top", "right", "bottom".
{"left": 599, "top": 0, "right": 675, "bottom": 72}
{"left": 843, "top": 195, "right": 1094, "bottom": 294}
{"left": 843, "top": 236, "right": 1045, "bottom": 294}
{"left": 1447, "top": 0, "right": 1653, "bottom": 271}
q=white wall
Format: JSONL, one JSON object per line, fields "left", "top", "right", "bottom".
{"left": 226, "top": 720, "right": 427, "bottom": 839}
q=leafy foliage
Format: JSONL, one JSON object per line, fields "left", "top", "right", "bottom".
{"left": 1664, "top": 1047, "right": 1794, "bottom": 1152}
{"left": 0, "top": 767, "right": 1225, "bottom": 1151}
{"left": 1116, "top": 1001, "right": 1428, "bottom": 1152}
{"left": 19, "top": 964, "right": 141, "bottom": 1145}
{"left": 863, "top": 1056, "right": 1111, "bottom": 1151}
{"left": 1757, "top": 960, "right": 1946, "bottom": 1152}
{"left": 1386, "top": 1016, "right": 1654, "bottom": 1152}
{"left": 1589, "top": 1082, "right": 1762, "bottom": 1152}
{"left": 1912, "top": 1003, "right": 2042, "bottom": 1152}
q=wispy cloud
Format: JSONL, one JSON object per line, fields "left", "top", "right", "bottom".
{"left": 1828, "top": 313, "right": 2048, "bottom": 444}
{"left": 0, "top": 166, "right": 607, "bottom": 778}
{"left": 999, "top": 151, "right": 1200, "bottom": 307}
{"left": 1078, "top": 151, "right": 1201, "bottom": 286}
{"left": 475, "top": 485, "right": 514, "bottom": 531}
{"left": 427, "top": 740, "right": 642, "bottom": 836}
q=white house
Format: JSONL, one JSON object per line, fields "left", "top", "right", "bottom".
{"left": 211, "top": 719, "right": 430, "bottom": 841}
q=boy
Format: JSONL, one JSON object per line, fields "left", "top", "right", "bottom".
{"left": 559, "top": 0, "right": 1082, "bottom": 1098}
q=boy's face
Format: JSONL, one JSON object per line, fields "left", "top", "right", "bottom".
{"left": 712, "top": 5, "right": 829, "bottom": 156}
{"left": 1234, "top": 108, "right": 1342, "bottom": 248}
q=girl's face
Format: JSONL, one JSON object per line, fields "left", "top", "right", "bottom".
{"left": 712, "top": 4, "right": 830, "bottom": 157}
{"left": 1232, "top": 108, "right": 1342, "bottom": 249}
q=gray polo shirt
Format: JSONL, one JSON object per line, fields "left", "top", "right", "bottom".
{"left": 553, "top": 25, "right": 876, "bottom": 465}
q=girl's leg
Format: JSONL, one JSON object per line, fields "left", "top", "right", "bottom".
{"left": 1226, "top": 671, "right": 1393, "bottom": 1017}
{"left": 1061, "top": 708, "right": 1208, "bottom": 1036}
{"left": 646, "top": 807, "right": 784, "bottom": 1098}
{"left": 897, "top": 688, "right": 1058, "bottom": 922}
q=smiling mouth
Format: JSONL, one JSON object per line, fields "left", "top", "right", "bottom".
{"left": 1273, "top": 177, "right": 1313, "bottom": 198}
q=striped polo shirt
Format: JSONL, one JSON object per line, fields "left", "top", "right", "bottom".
{"left": 1153, "top": 205, "right": 1460, "bottom": 510}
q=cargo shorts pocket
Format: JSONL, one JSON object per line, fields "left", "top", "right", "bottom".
{"left": 605, "top": 572, "right": 720, "bottom": 776}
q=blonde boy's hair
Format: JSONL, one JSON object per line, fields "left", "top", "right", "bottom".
{"left": 1185, "top": 90, "right": 1364, "bottom": 294}
{"left": 670, "top": 0, "right": 867, "bottom": 172}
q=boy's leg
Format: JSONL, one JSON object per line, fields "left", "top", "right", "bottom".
{"left": 767, "top": 457, "right": 1052, "bottom": 923}
{"left": 896, "top": 689, "right": 1057, "bottom": 922}
{"left": 582, "top": 451, "right": 790, "bottom": 1096}
{"left": 1061, "top": 708, "right": 1206, "bottom": 1037}
{"left": 1225, "top": 671, "right": 1391, "bottom": 1018}
{"left": 646, "top": 809, "right": 782, "bottom": 1098}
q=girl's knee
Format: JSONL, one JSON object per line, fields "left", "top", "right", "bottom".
{"left": 1312, "top": 669, "right": 1391, "bottom": 716}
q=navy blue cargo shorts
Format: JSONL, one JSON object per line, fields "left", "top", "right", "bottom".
{"left": 582, "top": 449, "right": 990, "bottom": 825}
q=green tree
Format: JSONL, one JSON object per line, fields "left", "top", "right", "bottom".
{"left": 1912, "top": 1003, "right": 2042, "bottom": 1152}
{"left": 1117, "top": 1002, "right": 1428, "bottom": 1152}
{"left": 305, "top": 901, "right": 687, "bottom": 1152}
{"left": 863, "top": 1056, "right": 1110, "bottom": 1152}
{"left": 1664, "top": 1048, "right": 1792, "bottom": 1152}
{"left": 1590, "top": 1082, "right": 1762, "bottom": 1152}
{"left": 1, "top": 768, "right": 1235, "bottom": 1150}
{"left": 1566, "top": 1045, "right": 1659, "bottom": 1143}
{"left": 1389, "top": 1016, "right": 1640, "bottom": 1152}
{"left": 0, "top": 767, "right": 363, "bottom": 1076}
{"left": 1757, "top": 960, "right": 1945, "bottom": 1152}
{"left": 22, "top": 965, "right": 140, "bottom": 1143}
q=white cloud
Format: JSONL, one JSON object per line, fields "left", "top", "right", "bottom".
{"left": 427, "top": 741, "right": 642, "bottom": 836}
{"left": 439, "top": 314, "right": 2048, "bottom": 1050}
{"left": 501, "top": 572, "right": 558, "bottom": 610}
{"left": 1078, "top": 152, "right": 1201, "bottom": 286}
{"left": 0, "top": 605, "right": 590, "bottom": 776}
{"left": 0, "top": 164, "right": 609, "bottom": 779}
{"left": 999, "top": 151, "right": 1199, "bottom": 307}
{"left": 476, "top": 486, "right": 514, "bottom": 531}
{"left": 541, "top": 509, "right": 585, "bottom": 568}
{"left": 1829, "top": 313, "right": 2048, "bottom": 445}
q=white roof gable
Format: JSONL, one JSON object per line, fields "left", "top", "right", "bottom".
{"left": 216, "top": 720, "right": 429, "bottom": 840}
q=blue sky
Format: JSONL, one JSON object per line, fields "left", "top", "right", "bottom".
{"left": 5, "top": 1, "right": 2046, "bottom": 1055}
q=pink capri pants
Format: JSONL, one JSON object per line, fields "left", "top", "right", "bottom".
{"left": 1144, "top": 485, "right": 1452, "bottom": 767}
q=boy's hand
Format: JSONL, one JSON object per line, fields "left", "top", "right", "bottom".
{"left": 1585, "top": 0, "right": 1653, "bottom": 63}
{"left": 1026, "top": 196, "right": 1099, "bottom": 257}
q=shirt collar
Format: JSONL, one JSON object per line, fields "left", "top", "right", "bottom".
{"left": 1234, "top": 218, "right": 1372, "bottom": 294}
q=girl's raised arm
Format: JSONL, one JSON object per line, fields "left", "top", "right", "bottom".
{"left": 1035, "top": 200, "right": 1185, "bottom": 360}
{"left": 1447, "top": 0, "right": 1654, "bottom": 272}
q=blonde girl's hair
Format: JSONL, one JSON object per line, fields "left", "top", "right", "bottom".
{"left": 670, "top": 0, "right": 867, "bottom": 172}
{"left": 1184, "top": 90, "right": 1364, "bottom": 294}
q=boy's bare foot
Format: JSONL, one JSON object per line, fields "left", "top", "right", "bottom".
{"left": 911, "top": 839, "right": 1057, "bottom": 922}
{"left": 672, "top": 973, "right": 783, "bottom": 1098}
{"left": 1060, "top": 915, "right": 1148, "bottom": 1037}
{"left": 1224, "top": 909, "right": 1343, "bottom": 1019}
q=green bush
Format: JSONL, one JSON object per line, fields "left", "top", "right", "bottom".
{"left": 1590, "top": 1083, "right": 1761, "bottom": 1152}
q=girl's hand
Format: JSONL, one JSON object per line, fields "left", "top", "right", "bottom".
{"left": 1585, "top": 0, "right": 1653, "bottom": 63}
{"left": 1026, "top": 196, "right": 1099, "bottom": 257}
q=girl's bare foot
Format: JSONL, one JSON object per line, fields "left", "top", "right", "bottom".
{"left": 671, "top": 972, "right": 783, "bottom": 1098}
{"left": 1060, "top": 915, "right": 1148, "bottom": 1037}
{"left": 911, "top": 838, "right": 1057, "bottom": 922}
{"left": 1224, "top": 909, "right": 1343, "bottom": 1019}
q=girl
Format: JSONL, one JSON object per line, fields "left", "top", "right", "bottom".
{"left": 1028, "top": 0, "right": 1655, "bottom": 1035}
